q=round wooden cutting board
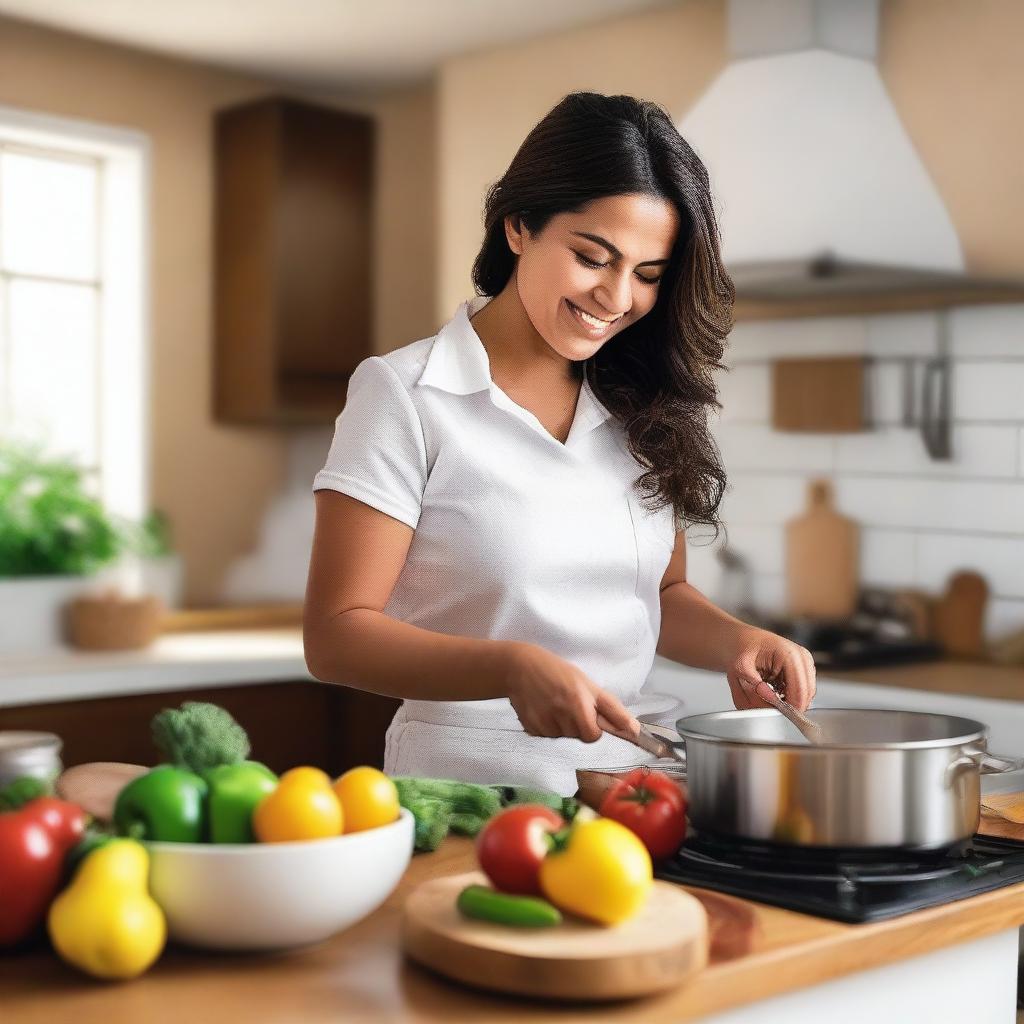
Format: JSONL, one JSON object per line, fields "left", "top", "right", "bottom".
{"left": 402, "top": 870, "right": 708, "bottom": 1001}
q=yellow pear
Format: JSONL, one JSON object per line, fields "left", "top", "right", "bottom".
{"left": 48, "top": 838, "right": 166, "bottom": 980}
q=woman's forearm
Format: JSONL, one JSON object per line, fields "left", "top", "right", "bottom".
{"left": 656, "top": 581, "right": 760, "bottom": 671}
{"left": 304, "top": 608, "right": 518, "bottom": 702}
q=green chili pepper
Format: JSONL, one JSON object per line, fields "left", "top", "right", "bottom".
{"left": 456, "top": 885, "right": 562, "bottom": 928}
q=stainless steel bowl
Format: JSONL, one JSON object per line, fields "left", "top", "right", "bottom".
{"left": 676, "top": 708, "right": 1001, "bottom": 850}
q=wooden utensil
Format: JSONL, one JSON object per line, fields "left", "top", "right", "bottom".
{"left": 785, "top": 478, "right": 859, "bottom": 620}
{"left": 932, "top": 570, "right": 989, "bottom": 660}
{"left": 757, "top": 682, "right": 829, "bottom": 745}
{"left": 56, "top": 762, "right": 148, "bottom": 822}
{"left": 402, "top": 870, "right": 708, "bottom": 1001}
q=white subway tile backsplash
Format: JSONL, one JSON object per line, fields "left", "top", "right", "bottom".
{"left": 751, "top": 574, "right": 786, "bottom": 614}
{"left": 719, "top": 523, "right": 785, "bottom": 576}
{"left": 719, "top": 474, "right": 812, "bottom": 526}
{"left": 835, "top": 425, "right": 1019, "bottom": 478}
{"left": 866, "top": 361, "right": 913, "bottom": 425}
{"left": 714, "top": 364, "right": 771, "bottom": 422}
{"left": 714, "top": 422, "right": 834, "bottom": 473}
{"left": 860, "top": 530, "right": 917, "bottom": 587}
{"left": 866, "top": 312, "right": 938, "bottom": 356}
{"left": 701, "top": 306, "right": 1024, "bottom": 621}
{"left": 986, "top": 598, "right": 1024, "bottom": 643}
{"left": 951, "top": 305, "right": 1024, "bottom": 358}
{"left": 834, "top": 477, "right": 1024, "bottom": 534}
{"left": 725, "top": 317, "right": 868, "bottom": 364}
{"left": 916, "top": 533, "right": 1024, "bottom": 600}
{"left": 953, "top": 363, "right": 1024, "bottom": 422}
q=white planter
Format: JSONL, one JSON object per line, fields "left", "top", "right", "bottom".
{"left": 0, "top": 555, "right": 182, "bottom": 656}
{"left": 0, "top": 575, "right": 100, "bottom": 655}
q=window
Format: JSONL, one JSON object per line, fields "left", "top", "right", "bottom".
{"left": 0, "top": 105, "right": 149, "bottom": 520}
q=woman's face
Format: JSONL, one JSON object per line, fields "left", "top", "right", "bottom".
{"left": 506, "top": 192, "right": 680, "bottom": 363}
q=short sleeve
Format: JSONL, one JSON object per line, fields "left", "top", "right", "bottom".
{"left": 312, "top": 356, "right": 427, "bottom": 529}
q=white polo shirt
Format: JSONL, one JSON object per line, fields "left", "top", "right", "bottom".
{"left": 313, "top": 294, "right": 678, "bottom": 795}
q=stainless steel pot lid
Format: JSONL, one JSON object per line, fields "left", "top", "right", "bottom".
{"left": 676, "top": 708, "right": 987, "bottom": 751}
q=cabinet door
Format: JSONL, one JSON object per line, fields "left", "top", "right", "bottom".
{"left": 215, "top": 98, "right": 375, "bottom": 425}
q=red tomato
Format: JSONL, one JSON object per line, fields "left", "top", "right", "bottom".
{"left": 475, "top": 805, "right": 565, "bottom": 895}
{"left": 598, "top": 768, "right": 687, "bottom": 861}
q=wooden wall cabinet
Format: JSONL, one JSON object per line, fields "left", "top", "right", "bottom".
{"left": 214, "top": 97, "right": 374, "bottom": 425}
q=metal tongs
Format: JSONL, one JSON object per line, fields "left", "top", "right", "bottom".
{"left": 597, "top": 714, "right": 686, "bottom": 764}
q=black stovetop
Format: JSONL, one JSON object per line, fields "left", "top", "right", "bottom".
{"left": 656, "top": 831, "right": 1024, "bottom": 923}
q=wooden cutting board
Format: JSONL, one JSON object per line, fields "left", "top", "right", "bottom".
{"left": 785, "top": 478, "right": 859, "bottom": 619}
{"left": 932, "top": 571, "right": 989, "bottom": 659}
{"left": 402, "top": 871, "right": 708, "bottom": 1001}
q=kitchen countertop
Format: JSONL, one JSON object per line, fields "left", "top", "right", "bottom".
{"left": 3, "top": 836, "right": 1023, "bottom": 1023}
{"left": 0, "top": 629, "right": 311, "bottom": 708}
{"left": 825, "top": 659, "right": 1024, "bottom": 701}
{"left": 0, "top": 627, "right": 1020, "bottom": 711}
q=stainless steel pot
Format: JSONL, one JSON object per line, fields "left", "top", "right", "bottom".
{"left": 674, "top": 708, "right": 1021, "bottom": 850}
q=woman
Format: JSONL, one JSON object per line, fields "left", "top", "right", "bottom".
{"left": 304, "top": 92, "right": 815, "bottom": 796}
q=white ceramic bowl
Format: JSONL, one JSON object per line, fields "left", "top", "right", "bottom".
{"left": 146, "top": 808, "right": 414, "bottom": 951}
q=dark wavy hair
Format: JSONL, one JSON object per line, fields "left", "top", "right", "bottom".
{"left": 471, "top": 91, "right": 733, "bottom": 540}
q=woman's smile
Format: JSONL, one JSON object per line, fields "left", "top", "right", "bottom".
{"left": 564, "top": 298, "right": 623, "bottom": 338}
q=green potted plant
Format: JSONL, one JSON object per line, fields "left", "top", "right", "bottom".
{"left": 0, "top": 441, "right": 178, "bottom": 654}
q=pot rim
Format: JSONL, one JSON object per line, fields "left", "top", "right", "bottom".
{"left": 676, "top": 707, "right": 988, "bottom": 752}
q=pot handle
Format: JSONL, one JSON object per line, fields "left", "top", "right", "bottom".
{"left": 945, "top": 747, "right": 1024, "bottom": 788}
{"left": 975, "top": 749, "right": 1024, "bottom": 774}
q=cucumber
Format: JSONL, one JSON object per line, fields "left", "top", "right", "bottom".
{"left": 456, "top": 884, "right": 562, "bottom": 928}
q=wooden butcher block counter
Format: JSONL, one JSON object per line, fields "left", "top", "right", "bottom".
{"left": 4, "top": 837, "right": 1024, "bottom": 1023}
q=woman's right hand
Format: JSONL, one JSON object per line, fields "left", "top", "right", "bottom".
{"left": 502, "top": 642, "right": 640, "bottom": 743}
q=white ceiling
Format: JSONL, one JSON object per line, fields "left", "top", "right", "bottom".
{"left": 0, "top": 0, "right": 680, "bottom": 95}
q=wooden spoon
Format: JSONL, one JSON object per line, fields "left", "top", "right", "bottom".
{"left": 56, "top": 762, "right": 149, "bottom": 822}
{"left": 756, "top": 681, "right": 829, "bottom": 745}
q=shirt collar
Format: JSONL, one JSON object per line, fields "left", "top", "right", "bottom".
{"left": 416, "top": 295, "right": 614, "bottom": 435}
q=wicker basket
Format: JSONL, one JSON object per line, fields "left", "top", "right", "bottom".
{"left": 65, "top": 592, "right": 165, "bottom": 651}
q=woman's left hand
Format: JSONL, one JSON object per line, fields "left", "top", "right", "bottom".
{"left": 725, "top": 628, "right": 816, "bottom": 712}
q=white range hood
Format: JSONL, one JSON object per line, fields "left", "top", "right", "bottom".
{"left": 678, "top": 0, "right": 1022, "bottom": 310}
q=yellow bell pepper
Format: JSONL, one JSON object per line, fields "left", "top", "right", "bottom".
{"left": 253, "top": 766, "right": 343, "bottom": 842}
{"left": 47, "top": 838, "right": 166, "bottom": 980}
{"left": 538, "top": 817, "right": 653, "bottom": 925}
{"left": 332, "top": 766, "right": 400, "bottom": 833}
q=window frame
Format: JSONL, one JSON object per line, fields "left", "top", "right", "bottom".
{"left": 0, "top": 104, "right": 150, "bottom": 521}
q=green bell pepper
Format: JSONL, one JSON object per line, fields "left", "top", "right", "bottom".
{"left": 113, "top": 764, "right": 208, "bottom": 842}
{"left": 202, "top": 761, "right": 277, "bottom": 843}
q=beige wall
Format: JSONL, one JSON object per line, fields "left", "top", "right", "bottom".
{"left": 436, "top": 0, "right": 1024, "bottom": 317}
{"left": 881, "top": 0, "right": 1024, "bottom": 276}
{"left": 436, "top": 1, "right": 727, "bottom": 320}
{"left": 0, "top": 15, "right": 438, "bottom": 604}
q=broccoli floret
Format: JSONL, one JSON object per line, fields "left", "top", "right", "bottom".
{"left": 151, "top": 701, "right": 251, "bottom": 774}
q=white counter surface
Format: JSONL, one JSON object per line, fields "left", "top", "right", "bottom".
{"left": 0, "top": 629, "right": 311, "bottom": 708}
